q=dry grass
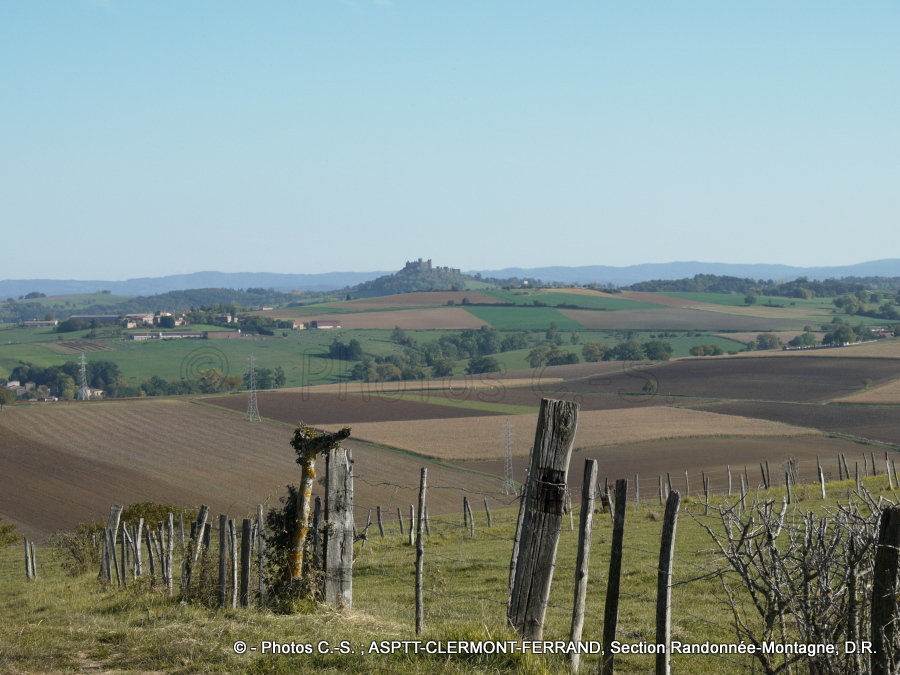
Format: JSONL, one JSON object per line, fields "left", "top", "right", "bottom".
{"left": 558, "top": 308, "right": 800, "bottom": 331}
{"left": 340, "top": 291, "right": 503, "bottom": 309}
{"left": 690, "top": 304, "right": 833, "bottom": 320}
{"left": 317, "top": 407, "right": 819, "bottom": 461}
{"left": 833, "top": 377, "right": 900, "bottom": 404}
{"left": 300, "top": 308, "right": 490, "bottom": 330}
{"left": 279, "top": 377, "right": 564, "bottom": 396}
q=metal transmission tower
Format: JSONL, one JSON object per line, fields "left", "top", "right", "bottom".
{"left": 502, "top": 419, "right": 515, "bottom": 495}
{"left": 78, "top": 354, "right": 89, "bottom": 401}
{"left": 246, "top": 354, "right": 260, "bottom": 422}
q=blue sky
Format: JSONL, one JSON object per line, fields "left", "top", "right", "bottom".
{"left": 2, "top": 1, "right": 898, "bottom": 279}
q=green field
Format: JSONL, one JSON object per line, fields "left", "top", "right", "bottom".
{"left": 480, "top": 289, "right": 664, "bottom": 311}
{"left": 463, "top": 306, "right": 584, "bottom": 331}
{"left": 661, "top": 292, "right": 836, "bottom": 309}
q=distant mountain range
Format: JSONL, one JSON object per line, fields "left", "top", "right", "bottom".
{"left": 2, "top": 260, "right": 899, "bottom": 297}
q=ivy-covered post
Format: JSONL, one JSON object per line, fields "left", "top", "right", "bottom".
{"left": 288, "top": 424, "right": 351, "bottom": 584}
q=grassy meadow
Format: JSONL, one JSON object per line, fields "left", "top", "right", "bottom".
{"left": 2, "top": 472, "right": 895, "bottom": 674}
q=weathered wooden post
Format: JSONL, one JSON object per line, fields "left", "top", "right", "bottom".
{"left": 760, "top": 463, "right": 767, "bottom": 489}
{"left": 466, "top": 498, "right": 475, "bottom": 538}
{"left": 166, "top": 514, "right": 174, "bottom": 594}
{"left": 684, "top": 470, "right": 689, "bottom": 496}
{"left": 635, "top": 473, "right": 640, "bottom": 510}
{"left": 484, "top": 497, "right": 493, "bottom": 527}
{"left": 361, "top": 509, "right": 372, "bottom": 549}
{"left": 218, "top": 514, "right": 227, "bottom": 608}
{"left": 145, "top": 526, "right": 156, "bottom": 583}
{"left": 240, "top": 518, "right": 252, "bottom": 607}
{"left": 423, "top": 506, "right": 430, "bottom": 536}
{"left": 185, "top": 505, "right": 209, "bottom": 591}
{"left": 376, "top": 505, "right": 385, "bottom": 537}
{"left": 507, "top": 479, "right": 529, "bottom": 612}
{"left": 601, "top": 478, "right": 628, "bottom": 675}
{"left": 839, "top": 455, "right": 844, "bottom": 481}
{"left": 872, "top": 506, "right": 900, "bottom": 675}
{"left": 288, "top": 425, "right": 351, "bottom": 587}
{"left": 508, "top": 398, "right": 579, "bottom": 640}
{"left": 819, "top": 464, "right": 827, "bottom": 500}
{"left": 408, "top": 505, "right": 415, "bottom": 547}
{"left": 656, "top": 490, "right": 681, "bottom": 675}
{"left": 311, "top": 496, "right": 322, "bottom": 569}
{"left": 727, "top": 465, "right": 732, "bottom": 496}
{"left": 134, "top": 520, "right": 143, "bottom": 578}
{"left": 257, "top": 504, "right": 267, "bottom": 607}
{"left": 324, "top": 444, "right": 354, "bottom": 608}
{"left": 415, "top": 468, "right": 427, "bottom": 635}
{"left": 108, "top": 528, "right": 120, "bottom": 586}
{"left": 786, "top": 472, "right": 792, "bottom": 504}
{"left": 120, "top": 523, "right": 128, "bottom": 588}
{"left": 229, "top": 519, "right": 238, "bottom": 608}
{"left": 569, "top": 459, "right": 597, "bottom": 673}
{"left": 658, "top": 475, "right": 663, "bottom": 504}
{"left": 856, "top": 462, "right": 861, "bottom": 492}
{"left": 24, "top": 537, "right": 32, "bottom": 580}
{"left": 887, "top": 453, "right": 894, "bottom": 490}
{"left": 398, "top": 508, "right": 405, "bottom": 536}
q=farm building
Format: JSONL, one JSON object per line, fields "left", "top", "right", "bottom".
{"left": 206, "top": 330, "right": 241, "bottom": 339}
{"left": 23, "top": 319, "right": 58, "bottom": 327}
{"left": 129, "top": 331, "right": 205, "bottom": 341}
{"left": 292, "top": 321, "right": 306, "bottom": 330}
{"left": 311, "top": 320, "right": 341, "bottom": 329}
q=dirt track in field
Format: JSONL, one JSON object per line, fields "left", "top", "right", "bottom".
{"left": 559, "top": 308, "right": 802, "bottom": 331}
{"left": 459, "top": 436, "right": 871, "bottom": 498}
{"left": 0, "top": 400, "right": 507, "bottom": 539}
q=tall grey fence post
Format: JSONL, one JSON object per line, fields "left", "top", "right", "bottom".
{"left": 508, "top": 398, "right": 579, "bottom": 640}
{"left": 569, "top": 459, "right": 597, "bottom": 672}
{"left": 229, "top": 519, "right": 238, "bottom": 608}
{"left": 887, "top": 453, "right": 894, "bottom": 490}
{"left": 601, "top": 478, "right": 628, "bottom": 675}
{"left": 324, "top": 445, "right": 354, "bottom": 609}
{"left": 145, "top": 526, "right": 156, "bottom": 583}
{"left": 872, "top": 506, "right": 900, "bottom": 675}
{"left": 484, "top": 497, "right": 493, "bottom": 527}
{"left": 312, "top": 496, "right": 322, "bottom": 569}
{"left": 377, "top": 505, "right": 385, "bottom": 537}
{"left": 218, "top": 514, "right": 227, "bottom": 608}
{"left": 727, "top": 465, "right": 732, "bottom": 496}
{"left": 656, "top": 490, "right": 681, "bottom": 675}
{"left": 134, "top": 519, "right": 143, "bottom": 578}
{"left": 166, "top": 514, "right": 174, "bottom": 594}
{"left": 635, "top": 473, "right": 640, "bottom": 510}
{"left": 409, "top": 505, "right": 415, "bottom": 547}
{"left": 415, "top": 468, "right": 427, "bottom": 635}
{"left": 257, "top": 504, "right": 267, "bottom": 607}
{"left": 240, "top": 518, "right": 252, "bottom": 607}
{"left": 819, "top": 465, "right": 827, "bottom": 500}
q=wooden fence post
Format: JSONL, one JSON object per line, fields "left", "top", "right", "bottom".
{"left": 257, "top": 504, "right": 267, "bottom": 607}
{"left": 109, "top": 528, "right": 120, "bottom": 587}
{"left": 839, "top": 455, "right": 844, "bottom": 481}
{"left": 415, "top": 468, "right": 427, "bottom": 635}
{"left": 464, "top": 497, "right": 475, "bottom": 538}
{"left": 727, "top": 465, "right": 732, "bottom": 496}
{"left": 166, "top": 514, "right": 174, "bottom": 594}
{"left": 760, "top": 463, "right": 767, "bottom": 489}
{"left": 864, "top": 453, "right": 869, "bottom": 477}
{"left": 218, "top": 514, "right": 227, "bottom": 608}
{"left": 684, "top": 470, "right": 689, "bottom": 496}
{"left": 376, "top": 505, "right": 385, "bottom": 537}
{"left": 887, "top": 453, "right": 894, "bottom": 490}
{"left": 24, "top": 537, "right": 32, "bottom": 580}
{"left": 872, "top": 506, "right": 900, "bottom": 675}
{"left": 786, "top": 472, "right": 792, "bottom": 504}
{"left": 508, "top": 398, "right": 579, "bottom": 640}
{"left": 408, "top": 506, "right": 415, "bottom": 547}
{"left": 569, "top": 459, "right": 597, "bottom": 673}
{"left": 120, "top": 524, "right": 128, "bottom": 588}
{"left": 240, "top": 518, "right": 251, "bottom": 607}
{"left": 423, "top": 506, "right": 430, "bottom": 536}
{"left": 324, "top": 445, "right": 354, "bottom": 609}
{"left": 229, "top": 519, "right": 237, "bottom": 608}
{"left": 145, "top": 526, "right": 156, "bottom": 583}
{"left": 656, "top": 490, "right": 681, "bottom": 675}
{"left": 600, "top": 477, "right": 627, "bottom": 675}
{"left": 398, "top": 508, "right": 404, "bottom": 536}
{"left": 311, "top": 496, "right": 322, "bottom": 569}
{"left": 484, "top": 497, "right": 493, "bottom": 527}
{"left": 856, "top": 462, "right": 861, "bottom": 492}
{"left": 819, "top": 465, "right": 827, "bottom": 500}
{"left": 658, "top": 475, "right": 663, "bottom": 504}
{"left": 185, "top": 505, "right": 209, "bottom": 591}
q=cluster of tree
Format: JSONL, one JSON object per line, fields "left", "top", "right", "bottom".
{"left": 627, "top": 274, "right": 877, "bottom": 299}
{"left": 579, "top": 338, "right": 673, "bottom": 362}
{"left": 527, "top": 346, "right": 580, "bottom": 367}
{"left": 139, "top": 370, "right": 244, "bottom": 396}
{"left": 832, "top": 291, "right": 900, "bottom": 320}
{"left": 8, "top": 360, "right": 123, "bottom": 399}
{"left": 329, "top": 337, "right": 363, "bottom": 360}
{"left": 240, "top": 315, "right": 293, "bottom": 335}
{"left": 689, "top": 344, "right": 724, "bottom": 356}
{"left": 787, "top": 332, "right": 818, "bottom": 347}
{"left": 353, "top": 266, "right": 474, "bottom": 295}
{"left": 741, "top": 333, "right": 784, "bottom": 351}
{"left": 243, "top": 365, "right": 286, "bottom": 390}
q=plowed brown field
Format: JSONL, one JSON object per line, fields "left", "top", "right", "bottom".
{"left": 695, "top": 400, "right": 900, "bottom": 447}
{"left": 341, "top": 291, "right": 503, "bottom": 309}
{"left": 0, "top": 400, "right": 507, "bottom": 539}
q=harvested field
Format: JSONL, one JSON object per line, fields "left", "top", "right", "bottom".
{"left": 461, "top": 436, "right": 867, "bottom": 497}
{"left": 717, "top": 331, "right": 817, "bottom": 345}
{"left": 695, "top": 400, "right": 900, "bottom": 447}
{"left": 45, "top": 340, "right": 115, "bottom": 354}
{"left": 0, "top": 400, "right": 505, "bottom": 539}
{"left": 202, "top": 390, "right": 505, "bottom": 425}
{"left": 340, "top": 291, "right": 503, "bottom": 309}
{"left": 558, "top": 308, "right": 802, "bottom": 331}
{"left": 691, "top": 303, "right": 833, "bottom": 321}
{"left": 547, "top": 356, "right": 900, "bottom": 403}
{"left": 301, "top": 308, "right": 490, "bottom": 330}
{"left": 316, "top": 407, "right": 818, "bottom": 461}
{"left": 836, "top": 378, "right": 900, "bottom": 404}
{"left": 606, "top": 290, "right": 727, "bottom": 309}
